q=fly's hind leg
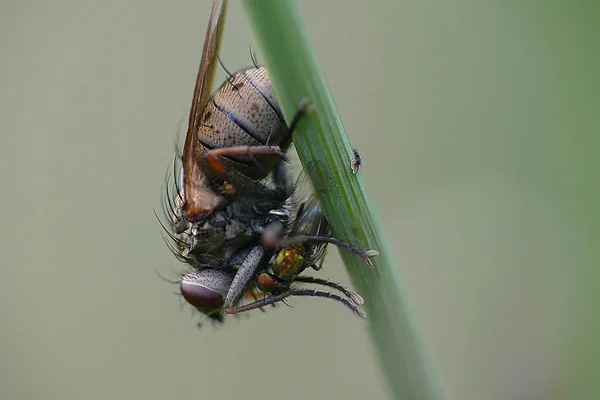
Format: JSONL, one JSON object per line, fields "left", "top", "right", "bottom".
{"left": 203, "top": 100, "right": 314, "bottom": 201}
{"left": 202, "top": 99, "right": 313, "bottom": 193}
{"left": 204, "top": 145, "right": 285, "bottom": 177}
{"left": 202, "top": 145, "right": 289, "bottom": 200}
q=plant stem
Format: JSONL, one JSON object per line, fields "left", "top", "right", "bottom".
{"left": 240, "top": 1, "right": 445, "bottom": 398}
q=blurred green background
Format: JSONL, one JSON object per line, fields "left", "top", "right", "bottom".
{"left": 1, "top": 1, "right": 598, "bottom": 399}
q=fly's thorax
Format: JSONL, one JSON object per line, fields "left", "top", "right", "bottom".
{"left": 195, "top": 66, "right": 290, "bottom": 180}
{"left": 170, "top": 186, "right": 291, "bottom": 268}
{"left": 171, "top": 179, "right": 228, "bottom": 262}
{"left": 173, "top": 201, "right": 258, "bottom": 263}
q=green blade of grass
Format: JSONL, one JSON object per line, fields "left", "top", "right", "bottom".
{"left": 240, "top": 1, "right": 444, "bottom": 398}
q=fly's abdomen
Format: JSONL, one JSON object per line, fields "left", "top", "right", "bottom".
{"left": 197, "top": 66, "right": 289, "bottom": 180}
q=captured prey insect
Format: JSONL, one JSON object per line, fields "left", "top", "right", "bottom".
{"left": 179, "top": 194, "right": 377, "bottom": 319}
{"left": 241, "top": 193, "right": 373, "bottom": 318}
{"left": 160, "top": 0, "right": 377, "bottom": 325}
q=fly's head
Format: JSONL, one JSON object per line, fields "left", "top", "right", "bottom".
{"left": 180, "top": 268, "right": 233, "bottom": 320}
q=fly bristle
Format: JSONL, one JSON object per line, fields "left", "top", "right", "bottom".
{"left": 249, "top": 47, "right": 261, "bottom": 69}
{"left": 218, "top": 56, "right": 243, "bottom": 100}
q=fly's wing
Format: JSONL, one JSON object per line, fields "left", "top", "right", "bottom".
{"left": 182, "top": 0, "right": 228, "bottom": 221}
{"left": 289, "top": 159, "right": 330, "bottom": 210}
{"left": 293, "top": 193, "right": 330, "bottom": 267}
{"left": 288, "top": 162, "right": 330, "bottom": 265}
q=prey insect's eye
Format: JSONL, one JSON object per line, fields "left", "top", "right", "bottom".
{"left": 180, "top": 269, "right": 232, "bottom": 312}
{"left": 257, "top": 273, "right": 277, "bottom": 293}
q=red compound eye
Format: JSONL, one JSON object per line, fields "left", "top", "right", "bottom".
{"left": 180, "top": 270, "right": 232, "bottom": 312}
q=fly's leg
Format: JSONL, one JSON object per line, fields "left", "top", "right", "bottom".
{"left": 293, "top": 276, "right": 364, "bottom": 305}
{"left": 223, "top": 220, "right": 289, "bottom": 313}
{"left": 204, "top": 99, "right": 313, "bottom": 174}
{"left": 226, "top": 289, "right": 366, "bottom": 319}
{"left": 278, "top": 98, "right": 315, "bottom": 150}
{"left": 202, "top": 145, "right": 289, "bottom": 200}
{"left": 311, "top": 246, "right": 328, "bottom": 271}
{"left": 269, "top": 99, "right": 314, "bottom": 202}
{"left": 231, "top": 161, "right": 293, "bottom": 208}
{"left": 202, "top": 99, "right": 313, "bottom": 193}
{"left": 223, "top": 245, "right": 266, "bottom": 313}
{"left": 204, "top": 145, "right": 285, "bottom": 177}
{"left": 203, "top": 145, "right": 292, "bottom": 201}
{"left": 264, "top": 233, "right": 379, "bottom": 268}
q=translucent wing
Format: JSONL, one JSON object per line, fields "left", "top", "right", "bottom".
{"left": 293, "top": 194, "right": 330, "bottom": 267}
{"left": 182, "top": 0, "right": 228, "bottom": 221}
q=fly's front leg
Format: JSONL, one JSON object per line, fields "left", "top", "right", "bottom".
{"left": 224, "top": 220, "right": 287, "bottom": 314}
{"left": 223, "top": 245, "right": 266, "bottom": 313}
{"left": 267, "top": 233, "right": 378, "bottom": 268}
{"left": 278, "top": 98, "right": 315, "bottom": 150}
